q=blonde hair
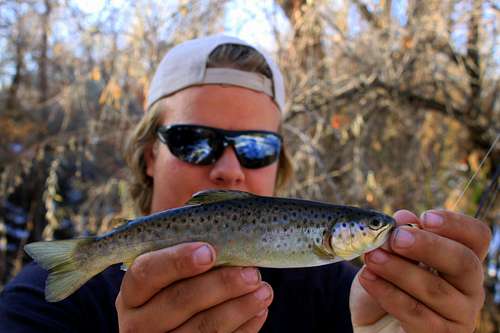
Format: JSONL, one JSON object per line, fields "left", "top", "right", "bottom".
{"left": 125, "top": 44, "right": 293, "bottom": 215}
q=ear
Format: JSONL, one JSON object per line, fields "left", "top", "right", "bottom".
{"left": 144, "top": 143, "right": 156, "bottom": 177}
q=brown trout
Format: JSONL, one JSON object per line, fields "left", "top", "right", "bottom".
{"left": 25, "top": 190, "right": 395, "bottom": 302}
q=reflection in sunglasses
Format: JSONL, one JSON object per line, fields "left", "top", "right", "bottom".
{"left": 186, "top": 139, "right": 212, "bottom": 163}
{"left": 235, "top": 135, "right": 280, "bottom": 159}
{"left": 158, "top": 125, "right": 282, "bottom": 168}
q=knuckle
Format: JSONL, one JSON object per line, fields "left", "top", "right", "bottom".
{"left": 421, "top": 314, "right": 448, "bottom": 333}
{"left": 129, "top": 254, "right": 152, "bottom": 282}
{"left": 479, "top": 223, "right": 492, "bottom": 249}
{"left": 422, "top": 231, "right": 440, "bottom": 255}
{"left": 119, "top": 316, "right": 142, "bottom": 333}
{"left": 115, "top": 292, "right": 124, "bottom": 312}
{"left": 479, "top": 221, "right": 492, "bottom": 239}
{"left": 477, "top": 266, "right": 485, "bottom": 285}
{"left": 407, "top": 298, "right": 426, "bottom": 318}
{"left": 196, "top": 314, "right": 220, "bottom": 333}
{"left": 379, "top": 279, "right": 398, "bottom": 299}
{"left": 479, "top": 287, "right": 486, "bottom": 305}
{"left": 458, "top": 247, "right": 481, "bottom": 275}
{"left": 441, "top": 324, "right": 457, "bottom": 333}
{"left": 218, "top": 268, "right": 240, "bottom": 291}
{"left": 120, "top": 322, "right": 137, "bottom": 333}
{"left": 426, "top": 232, "right": 440, "bottom": 249}
{"left": 236, "top": 322, "right": 261, "bottom": 333}
{"left": 261, "top": 282, "right": 274, "bottom": 302}
{"left": 116, "top": 294, "right": 145, "bottom": 333}
{"left": 173, "top": 250, "right": 193, "bottom": 274}
{"left": 166, "top": 282, "right": 193, "bottom": 309}
{"left": 425, "top": 278, "right": 452, "bottom": 299}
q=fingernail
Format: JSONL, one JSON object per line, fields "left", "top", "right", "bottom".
{"left": 193, "top": 245, "right": 213, "bottom": 265}
{"left": 254, "top": 284, "right": 272, "bottom": 300}
{"left": 361, "top": 268, "right": 377, "bottom": 281}
{"left": 393, "top": 228, "right": 415, "bottom": 248}
{"left": 368, "top": 250, "right": 389, "bottom": 264}
{"left": 256, "top": 308, "right": 268, "bottom": 317}
{"left": 423, "top": 212, "right": 443, "bottom": 228}
{"left": 241, "top": 268, "right": 260, "bottom": 284}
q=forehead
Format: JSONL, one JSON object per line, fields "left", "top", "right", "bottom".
{"left": 160, "top": 85, "right": 281, "bottom": 132}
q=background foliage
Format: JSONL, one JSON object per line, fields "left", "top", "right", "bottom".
{"left": 0, "top": 0, "right": 498, "bottom": 331}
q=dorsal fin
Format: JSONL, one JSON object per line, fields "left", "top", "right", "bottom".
{"left": 99, "top": 217, "right": 131, "bottom": 234}
{"left": 185, "top": 190, "right": 257, "bottom": 205}
{"left": 109, "top": 217, "right": 130, "bottom": 230}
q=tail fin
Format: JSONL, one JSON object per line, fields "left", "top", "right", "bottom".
{"left": 24, "top": 238, "right": 95, "bottom": 302}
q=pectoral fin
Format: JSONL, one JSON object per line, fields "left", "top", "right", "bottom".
{"left": 312, "top": 243, "right": 337, "bottom": 260}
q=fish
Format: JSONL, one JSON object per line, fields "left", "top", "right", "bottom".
{"left": 24, "top": 189, "right": 395, "bottom": 302}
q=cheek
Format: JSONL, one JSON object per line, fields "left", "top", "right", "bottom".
{"left": 245, "top": 164, "right": 278, "bottom": 195}
{"left": 154, "top": 151, "right": 206, "bottom": 186}
{"left": 150, "top": 149, "right": 210, "bottom": 207}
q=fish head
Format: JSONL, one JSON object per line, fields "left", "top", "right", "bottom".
{"left": 325, "top": 211, "right": 395, "bottom": 260}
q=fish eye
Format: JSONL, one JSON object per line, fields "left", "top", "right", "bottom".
{"left": 369, "top": 218, "right": 382, "bottom": 230}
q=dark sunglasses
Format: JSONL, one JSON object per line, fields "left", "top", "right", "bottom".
{"left": 156, "top": 124, "right": 283, "bottom": 169}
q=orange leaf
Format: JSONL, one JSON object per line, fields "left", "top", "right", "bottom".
{"left": 91, "top": 67, "right": 101, "bottom": 81}
{"left": 331, "top": 115, "right": 349, "bottom": 129}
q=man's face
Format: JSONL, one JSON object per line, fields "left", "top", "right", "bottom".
{"left": 145, "top": 85, "right": 282, "bottom": 213}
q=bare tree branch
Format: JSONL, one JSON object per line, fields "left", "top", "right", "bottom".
{"left": 465, "top": 0, "right": 482, "bottom": 118}
{"left": 352, "top": 0, "right": 382, "bottom": 29}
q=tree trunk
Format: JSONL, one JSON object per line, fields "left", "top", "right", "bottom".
{"left": 466, "top": 0, "right": 481, "bottom": 119}
{"left": 6, "top": 40, "right": 24, "bottom": 112}
{"left": 381, "top": 0, "right": 392, "bottom": 27}
{"left": 38, "top": 0, "right": 52, "bottom": 104}
{"left": 277, "top": 0, "right": 326, "bottom": 77}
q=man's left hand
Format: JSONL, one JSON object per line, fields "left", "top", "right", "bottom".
{"left": 350, "top": 210, "right": 491, "bottom": 333}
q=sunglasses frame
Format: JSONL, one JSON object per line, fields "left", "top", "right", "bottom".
{"left": 156, "top": 124, "right": 283, "bottom": 169}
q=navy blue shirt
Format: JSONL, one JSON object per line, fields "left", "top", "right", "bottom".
{"left": 0, "top": 262, "right": 358, "bottom": 332}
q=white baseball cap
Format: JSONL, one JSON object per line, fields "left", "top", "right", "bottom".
{"left": 146, "top": 35, "right": 285, "bottom": 112}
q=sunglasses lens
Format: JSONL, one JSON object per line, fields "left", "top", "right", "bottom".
{"left": 233, "top": 133, "right": 282, "bottom": 168}
{"left": 158, "top": 125, "right": 282, "bottom": 169}
{"left": 164, "top": 126, "right": 221, "bottom": 165}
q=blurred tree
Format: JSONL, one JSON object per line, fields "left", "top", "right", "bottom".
{"left": 0, "top": 0, "right": 498, "bottom": 330}
{"left": 0, "top": 0, "right": 227, "bottom": 283}
{"left": 273, "top": 1, "right": 499, "bottom": 330}
{"left": 38, "top": 0, "right": 53, "bottom": 104}
{"left": 275, "top": 0, "right": 498, "bottom": 213}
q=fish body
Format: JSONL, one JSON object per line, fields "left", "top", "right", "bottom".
{"left": 25, "top": 190, "right": 395, "bottom": 302}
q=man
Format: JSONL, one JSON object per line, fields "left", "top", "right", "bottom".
{"left": 0, "top": 35, "right": 491, "bottom": 333}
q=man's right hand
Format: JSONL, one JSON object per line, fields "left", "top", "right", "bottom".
{"left": 115, "top": 242, "right": 273, "bottom": 333}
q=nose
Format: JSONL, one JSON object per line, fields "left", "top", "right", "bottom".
{"left": 209, "top": 147, "right": 245, "bottom": 186}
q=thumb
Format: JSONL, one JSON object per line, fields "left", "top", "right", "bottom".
{"left": 349, "top": 266, "right": 387, "bottom": 326}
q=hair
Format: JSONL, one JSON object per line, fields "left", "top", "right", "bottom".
{"left": 124, "top": 43, "right": 293, "bottom": 215}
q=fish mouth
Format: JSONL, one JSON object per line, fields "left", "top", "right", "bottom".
{"left": 373, "top": 217, "right": 396, "bottom": 243}
{"left": 372, "top": 224, "right": 394, "bottom": 248}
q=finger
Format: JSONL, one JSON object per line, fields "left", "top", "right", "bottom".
{"left": 358, "top": 267, "right": 464, "bottom": 333}
{"left": 349, "top": 269, "right": 388, "bottom": 326}
{"left": 378, "top": 210, "right": 420, "bottom": 253}
{"left": 173, "top": 282, "right": 273, "bottom": 333}
{"left": 364, "top": 249, "right": 471, "bottom": 323}
{"left": 378, "top": 210, "right": 420, "bottom": 256}
{"left": 128, "top": 266, "right": 263, "bottom": 332}
{"left": 234, "top": 309, "right": 269, "bottom": 333}
{"left": 119, "top": 242, "right": 215, "bottom": 308}
{"left": 394, "top": 210, "right": 421, "bottom": 227}
{"left": 390, "top": 226, "right": 484, "bottom": 295}
{"left": 420, "top": 210, "right": 491, "bottom": 260}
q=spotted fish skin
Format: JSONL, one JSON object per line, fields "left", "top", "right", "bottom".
{"left": 24, "top": 190, "right": 395, "bottom": 302}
